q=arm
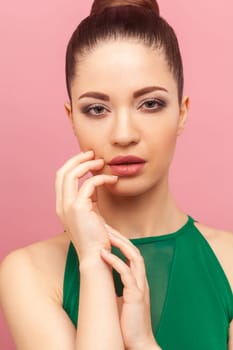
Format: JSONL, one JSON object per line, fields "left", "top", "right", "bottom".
{"left": 0, "top": 248, "right": 76, "bottom": 350}
{"left": 55, "top": 150, "right": 124, "bottom": 350}
{"left": 0, "top": 151, "right": 124, "bottom": 350}
{"left": 76, "top": 254, "right": 124, "bottom": 350}
{"left": 0, "top": 247, "right": 124, "bottom": 350}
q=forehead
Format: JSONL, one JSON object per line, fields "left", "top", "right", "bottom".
{"left": 72, "top": 40, "right": 176, "bottom": 95}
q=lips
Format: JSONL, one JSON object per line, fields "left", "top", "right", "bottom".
{"left": 108, "top": 155, "right": 146, "bottom": 165}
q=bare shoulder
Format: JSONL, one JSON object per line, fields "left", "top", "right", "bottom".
{"left": 0, "top": 232, "right": 70, "bottom": 305}
{"left": 0, "top": 235, "right": 77, "bottom": 349}
{"left": 193, "top": 220, "right": 233, "bottom": 293}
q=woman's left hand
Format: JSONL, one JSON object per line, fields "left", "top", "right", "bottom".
{"left": 100, "top": 224, "right": 161, "bottom": 350}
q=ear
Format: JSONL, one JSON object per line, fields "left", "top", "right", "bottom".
{"left": 177, "top": 96, "right": 190, "bottom": 136}
{"left": 64, "top": 101, "right": 78, "bottom": 137}
{"left": 64, "top": 101, "right": 73, "bottom": 122}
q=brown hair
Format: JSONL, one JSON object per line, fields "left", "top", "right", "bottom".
{"left": 65, "top": 0, "right": 184, "bottom": 108}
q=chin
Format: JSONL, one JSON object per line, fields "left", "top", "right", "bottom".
{"left": 104, "top": 177, "right": 154, "bottom": 197}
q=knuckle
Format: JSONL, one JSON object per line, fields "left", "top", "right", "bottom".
{"left": 65, "top": 202, "right": 75, "bottom": 212}
{"left": 83, "top": 176, "right": 93, "bottom": 184}
{"left": 130, "top": 244, "right": 140, "bottom": 255}
{"left": 55, "top": 168, "right": 63, "bottom": 178}
{"left": 63, "top": 170, "right": 74, "bottom": 179}
{"left": 116, "top": 259, "right": 129, "bottom": 274}
{"left": 123, "top": 264, "right": 131, "bottom": 275}
{"left": 133, "top": 247, "right": 143, "bottom": 260}
{"left": 137, "top": 252, "right": 144, "bottom": 262}
{"left": 63, "top": 204, "right": 69, "bottom": 213}
{"left": 70, "top": 200, "right": 84, "bottom": 212}
{"left": 55, "top": 206, "right": 61, "bottom": 216}
{"left": 55, "top": 203, "right": 62, "bottom": 215}
{"left": 55, "top": 170, "right": 64, "bottom": 183}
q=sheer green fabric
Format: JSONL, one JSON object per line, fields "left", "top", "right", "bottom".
{"left": 62, "top": 215, "right": 233, "bottom": 349}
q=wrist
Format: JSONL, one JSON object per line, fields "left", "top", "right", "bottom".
{"left": 73, "top": 241, "right": 111, "bottom": 265}
{"left": 79, "top": 252, "right": 111, "bottom": 272}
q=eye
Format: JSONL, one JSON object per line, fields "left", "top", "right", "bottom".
{"left": 140, "top": 98, "right": 166, "bottom": 112}
{"left": 81, "top": 98, "right": 166, "bottom": 117}
{"left": 81, "top": 104, "right": 108, "bottom": 117}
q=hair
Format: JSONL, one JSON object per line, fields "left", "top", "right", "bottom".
{"left": 65, "top": 0, "right": 184, "bottom": 108}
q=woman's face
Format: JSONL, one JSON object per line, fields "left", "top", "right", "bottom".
{"left": 65, "top": 40, "right": 189, "bottom": 196}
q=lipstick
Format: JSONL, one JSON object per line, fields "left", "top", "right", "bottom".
{"left": 108, "top": 155, "right": 146, "bottom": 176}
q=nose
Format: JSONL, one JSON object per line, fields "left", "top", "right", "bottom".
{"left": 109, "top": 108, "right": 140, "bottom": 147}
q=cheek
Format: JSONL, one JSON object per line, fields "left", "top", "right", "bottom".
{"left": 74, "top": 122, "right": 104, "bottom": 153}
{"left": 146, "top": 119, "right": 178, "bottom": 169}
{"left": 147, "top": 117, "right": 178, "bottom": 149}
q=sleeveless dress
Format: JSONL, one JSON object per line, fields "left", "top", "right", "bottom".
{"left": 62, "top": 215, "right": 233, "bottom": 349}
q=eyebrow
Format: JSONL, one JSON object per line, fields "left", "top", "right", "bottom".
{"left": 78, "top": 86, "right": 168, "bottom": 101}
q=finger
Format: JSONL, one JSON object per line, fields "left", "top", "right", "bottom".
{"left": 63, "top": 159, "right": 105, "bottom": 209}
{"left": 104, "top": 223, "right": 130, "bottom": 243}
{"left": 100, "top": 249, "right": 137, "bottom": 289}
{"left": 104, "top": 224, "right": 147, "bottom": 289}
{"left": 55, "top": 150, "right": 94, "bottom": 218}
{"left": 104, "top": 226, "right": 144, "bottom": 266}
{"left": 57, "top": 150, "right": 94, "bottom": 176}
{"left": 104, "top": 223, "right": 141, "bottom": 254}
{"left": 75, "top": 175, "right": 118, "bottom": 207}
{"left": 106, "top": 232, "right": 146, "bottom": 291}
{"left": 91, "top": 186, "right": 98, "bottom": 203}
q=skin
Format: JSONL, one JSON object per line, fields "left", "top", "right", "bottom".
{"left": 0, "top": 38, "right": 233, "bottom": 350}
{"left": 65, "top": 39, "right": 190, "bottom": 238}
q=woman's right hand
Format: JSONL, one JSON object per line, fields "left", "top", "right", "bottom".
{"left": 101, "top": 226, "right": 161, "bottom": 350}
{"left": 55, "top": 149, "right": 119, "bottom": 263}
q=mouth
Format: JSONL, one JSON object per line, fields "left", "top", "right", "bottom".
{"left": 108, "top": 155, "right": 146, "bottom": 165}
{"left": 112, "top": 161, "right": 144, "bottom": 165}
{"left": 108, "top": 162, "right": 146, "bottom": 176}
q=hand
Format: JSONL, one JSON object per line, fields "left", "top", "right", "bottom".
{"left": 55, "top": 150, "right": 119, "bottom": 262}
{"left": 100, "top": 224, "right": 161, "bottom": 350}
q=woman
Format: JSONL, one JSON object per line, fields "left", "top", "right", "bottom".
{"left": 0, "top": 0, "right": 233, "bottom": 349}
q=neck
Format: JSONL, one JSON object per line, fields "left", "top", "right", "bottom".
{"left": 96, "top": 174, "right": 187, "bottom": 239}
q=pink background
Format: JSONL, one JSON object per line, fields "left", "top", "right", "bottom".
{"left": 0, "top": 0, "right": 232, "bottom": 348}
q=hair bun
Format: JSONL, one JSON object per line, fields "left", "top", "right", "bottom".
{"left": 90, "top": 0, "right": 160, "bottom": 17}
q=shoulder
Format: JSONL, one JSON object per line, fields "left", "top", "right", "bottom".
{"left": 0, "top": 233, "right": 70, "bottom": 306}
{"left": 193, "top": 220, "right": 233, "bottom": 293}
{"left": 0, "top": 235, "right": 77, "bottom": 348}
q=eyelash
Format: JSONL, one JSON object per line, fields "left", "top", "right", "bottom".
{"left": 81, "top": 98, "right": 167, "bottom": 117}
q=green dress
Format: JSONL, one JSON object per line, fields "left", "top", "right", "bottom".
{"left": 62, "top": 215, "right": 233, "bottom": 349}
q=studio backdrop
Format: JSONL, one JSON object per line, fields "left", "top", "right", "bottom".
{"left": 0, "top": 0, "right": 232, "bottom": 348}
